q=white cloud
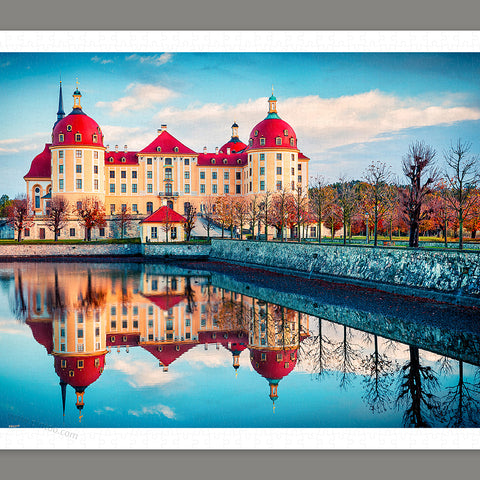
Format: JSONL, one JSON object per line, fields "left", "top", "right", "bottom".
{"left": 125, "top": 53, "right": 173, "bottom": 66}
{"left": 0, "top": 133, "right": 50, "bottom": 155}
{"left": 96, "top": 83, "right": 178, "bottom": 114}
{"left": 107, "top": 357, "right": 180, "bottom": 388}
{"left": 128, "top": 403, "right": 176, "bottom": 419}
{"left": 182, "top": 344, "right": 232, "bottom": 368}
{"left": 91, "top": 56, "right": 113, "bottom": 64}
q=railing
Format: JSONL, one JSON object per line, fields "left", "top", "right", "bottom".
{"left": 158, "top": 191, "right": 179, "bottom": 197}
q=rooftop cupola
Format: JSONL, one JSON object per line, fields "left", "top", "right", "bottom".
{"left": 267, "top": 88, "right": 280, "bottom": 119}
{"left": 73, "top": 79, "right": 82, "bottom": 110}
{"left": 231, "top": 121, "right": 239, "bottom": 139}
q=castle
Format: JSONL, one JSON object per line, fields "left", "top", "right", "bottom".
{"left": 24, "top": 82, "right": 310, "bottom": 240}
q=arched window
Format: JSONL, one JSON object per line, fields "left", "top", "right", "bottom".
{"left": 67, "top": 125, "right": 72, "bottom": 131}
{"left": 165, "top": 167, "right": 172, "bottom": 180}
{"left": 174, "top": 147, "right": 179, "bottom": 153}
{"left": 34, "top": 187, "right": 40, "bottom": 209}
{"left": 157, "top": 147, "right": 161, "bottom": 152}
{"left": 167, "top": 200, "right": 174, "bottom": 209}
{"left": 146, "top": 202, "right": 153, "bottom": 214}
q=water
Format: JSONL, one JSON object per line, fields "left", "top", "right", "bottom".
{"left": 0, "top": 261, "right": 479, "bottom": 429}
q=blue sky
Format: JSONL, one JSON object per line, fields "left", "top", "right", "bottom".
{"left": 1, "top": 50, "right": 480, "bottom": 197}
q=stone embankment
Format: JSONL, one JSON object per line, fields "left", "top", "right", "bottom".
{"left": 209, "top": 239, "right": 480, "bottom": 305}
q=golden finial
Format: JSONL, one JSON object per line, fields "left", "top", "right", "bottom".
{"left": 76, "top": 78, "right": 79, "bottom": 89}
{"left": 272, "top": 85, "right": 274, "bottom": 95}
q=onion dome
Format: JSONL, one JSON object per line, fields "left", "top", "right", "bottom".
{"left": 24, "top": 143, "right": 52, "bottom": 179}
{"left": 27, "top": 319, "right": 53, "bottom": 354}
{"left": 219, "top": 121, "right": 247, "bottom": 154}
{"left": 51, "top": 88, "right": 104, "bottom": 148}
{"left": 247, "top": 94, "right": 297, "bottom": 150}
{"left": 142, "top": 342, "right": 197, "bottom": 372}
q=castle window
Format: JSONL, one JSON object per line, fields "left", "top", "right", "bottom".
{"left": 110, "top": 204, "right": 115, "bottom": 214}
{"left": 132, "top": 204, "right": 138, "bottom": 213}
{"left": 276, "top": 167, "right": 282, "bottom": 175}
{"left": 224, "top": 171, "right": 229, "bottom": 180}
{"left": 147, "top": 171, "right": 152, "bottom": 179}
{"left": 260, "top": 138, "right": 265, "bottom": 145}
{"left": 260, "top": 180, "right": 265, "bottom": 191}
{"left": 212, "top": 171, "right": 217, "bottom": 180}
{"left": 200, "top": 184, "right": 205, "bottom": 194}
{"left": 24, "top": 228, "right": 30, "bottom": 237}
{"left": 174, "top": 147, "right": 179, "bottom": 153}
{"left": 223, "top": 159, "right": 228, "bottom": 165}
{"left": 121, "top": 157, "right": 126, "bottom": 163}
{"left": 94, "top": 151, "right": 98, "bottom": 159}
{"left": 110, "top": 171, "right": 115, "bottom": 179}
{"left": 298, "top": 176, "right": 302, "bottom": 183}
{"left": 200, "top": 171, "right": 205, "bottom": 180}
{"left": 59, "top": 179, "right": 64, "bottom": 190}
{"left": 291, "top": 352, "right": 296, "bottom": 360}
{"left": 94, "top": 358, "right": 100, "bottom": 367}
{"left": 291, "top": 154, "right": 295, "bottom": 161}
{"left": 165, "top": 158, "right": 172, "bottom": 165}
{"left": 290, "top": 138, "right": 295, "bottom": 146}
{"left": 93, "top": 134, "right": 98, "bottom": 142}
{"left": 260, "top": 167, "right": 265, "bottom": 176}
{"left": 260, "top": 153, "right": 265, "bottom": 161}
{"left": 284, "top": 129, "right": 288, "bottom": 136}
{"left": 147, "top": 202, "right": 153, "bottom": 214}
{"left": 76, "top": 179, "right": 82, "bottom": 189}
{"left": 249, "top": 139, "right": 253, "bottom": 146}
{"left": 276, "top": 137, "right": 282, "bottom": 145}
{"left": 70, "top": 228, "right": 75, "bottom": 237}
{"left": 298, "top": 163, "right": 302, "bottom": 171}
{"left": 75, "top": 133, "right": 82, "bottom": 142}
{"left": 261, "top": 353, "right": 267, "bottom": 361}
{"left": 59, "top": 150, "right": 64, "bottom": 159}
{"left": 76, "top": 150, "right": 82, "bottom": 158}
{"left": 184, "top": 171, "right": 190, "bottom": 179}
{"left": 184, "top": 158, "right": 190, "bottom": 165}
{"left": 76, "top": 201, "right": 82, "bottom": 210}
{"left": 121, "top": 184, "right": 127, "bottom": 193}
{"left": 69, "top": 370, "right": 74, "bottom": 377}
{"left": 276, "top": 353, "right": 283, "bottom": 362}
{"left": 109, "top": 157, "right": 113, "bottom": 162}
{"left": 93, "top": 165, "right": 98, "bottom": 174}
{"left": 132, "top": 170, "right": 137, "bottom": 178}
{"left": 284, "top": 362, "right": 289, "bottom": 368}
{"left": 67, "top": 125, "right": 72, "bottom": 131}
{"left": 77, "top": 360, "right": 84, "bottom": 369}
{"left": 212, "top": 184, "right": 217, "bottom": 194}
{"left": 121, "top": 170, "right": 126, "bottom": 179}
{"left": 147, "top": 184, "right": 153, "bottom": 193}
{"left": 147, "top": 158, "right": 153, "bottom": 164}
{"left": 165, "top": 168, "right": 172, "bottom": 180}
{"left": 224, "top": 185, "right": 229, "bottom": 194}
{"left": 99, "top": 227, "right": 104, "bottom": 236}
{"left": 151, "top": 227, "right": 157, "bottom": 239}
{"left": 254, "top": 130, "right": 258, "bottom": 136}
{"left": 237, "top": 159, "right": 242, "bottom": 164}
{"left": 132, "top": 184, "right": 137, "bottom": 193}
{"left": 184, "top": 184, "right": 190, "bottom": 193}
{"left": 211, "top": 158, "right": 215, "bottom": 164}
{"left": 276, "top": 153, "right": 282, "bottom": 161}
{"left": 76, "top": 164, "right": 82, "bottom": 173}
{"left": 276, "top": 181, "right": 282, "bottom": 190}
{"left": 59, "top": 134, "right": 64, "bottom": 142}
{"left": 59, "top": 165, "right": 64, "bottom": 174}
{"left": 156, "top": 147, "right": 161, "bottom": 152}
{"left": 61, "top": 359, "right": 67, "bottom": 368}
{"left": 236, "top": 171, "right": 241, "bottom": 180}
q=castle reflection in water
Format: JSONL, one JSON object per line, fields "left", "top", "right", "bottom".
{"left": 18, "top": 263, "right": 309, "bottom": 420}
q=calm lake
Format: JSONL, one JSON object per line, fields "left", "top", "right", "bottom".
{"left": 0, "top": 261, "right": 479, "bottom": 429}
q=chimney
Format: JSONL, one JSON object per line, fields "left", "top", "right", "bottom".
{"left": 124, "top": 145, "right": 128, "bottom": 152}
{"left": 161, "top": 124, "right": 167, "bottom": 131}
{"left": 115, "top": 145, "right": 118, "bottom": 152}
{"left": 203, "top": 146, "right": 207, "bottom": 154}
{"left": 227, "top": 148, "right": 231, "bottom": 155}
{"left": 106, "top": 144, "right": 109, "bottom": 151}
{"left": 215, "top": 147, "right": 219, "bottom": 154}
{"left": 157, "top": 129, "right": 162, "bottom": 135}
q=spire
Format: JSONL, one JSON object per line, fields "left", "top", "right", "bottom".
{"left": 60, "top": 381, "right": 67, "bottom": 418}
{"left": 56, "top": 80, "right": 65, "bottom": 125}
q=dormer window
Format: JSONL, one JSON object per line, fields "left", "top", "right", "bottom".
{"left": 157, "top": 147, "right": 161, "bottom": 152}
{"left": 290, "top": 138, "right": 295, "bottom": 146}
{"left": 284, "top": 129, "right": 288, "bottom": 136}
{"left": 67, "top": 125, "right": 72, "bottom": 132}
{"left": 92, "top": 134, "right": 98, "bottom": 142}
{"left": 260, "top": 138, "right": 266, "bottom": 146}
{"left": 121, "top": 157, "right": 126, "bottom": 162}
{"left": 249, "top": 139, "right": 253, "bottom": 146}
{"left": 59, "top": 134, "right": 64, "bottom": 142}
{"left": 254, "top": 130, "right": 258, "bottom": 136}
{"left": 211, "top": 158, "right": 216, "bottom": 164}
{"left": 109, "top": 157, "right": 113, "bottom": 162}
{"left": 237, "top": 159, "right": 242, "bottom": 164}
{"left": 75, "top": 133, "right": 82, "bottom": 142}
{"left": 276, "top": 137, "right": 282, "bottom": 145}
{"left": 223, "top": 159, "right": 228, "bottom": 165}
{"left": 174, "top": 147, "right": 179, "bottom": 153}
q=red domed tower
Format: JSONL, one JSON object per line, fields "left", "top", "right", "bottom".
{"left": 50, "top": 81, "right": 106, "bottom": 205}
{"left": 244, "top": 92, "right": 308, "bottom": 210}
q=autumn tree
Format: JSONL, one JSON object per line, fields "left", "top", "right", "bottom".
{"left": 309, "top": 176, "right": 334, "bottom": 244}
{"left": 401, "top": 141, "right": 438, "bottom": 247}
{"left": 45, "top": 195, "right": 69, "bottom": 241}
{"left": 337, "top": 177, "right": 359, "bottom": 245}
{"left": 430, "top": 181, "right": 455, "bottom": 247}
{"left": 232, "top": 196, "right": 249, "bottom": 240}
{"left": 113, "top": 205, "right": 134, "bottom": 239}
{"left": 183, "top": 203, "right": 197, "bottom": 241}
{"left": 259, "top": 190, "right": 273, "bottom": 241}
{"left": 362, "top": 162, "right": 393, "bottom": 246}
{"left": 247, "top": 194, "right": 261, "bottom": 240}
{"left": 269, "top": 189, "right": 293, "bottom": 241}
{"left": 323, "top": 189, "right": 342, "bottom": 240}
{"left": 292, "top": 185, "right": 309, "bottom": 242}
{"left": 6, "top": 195, "right": 33, "bottom": 242}
{"left": 443, "top": 139, "right": 480, "bottom": 249}
{"left": 464, "top": 192, "right": 480, "bottom": 239}
{"left": 202, "top": 196, "right": 216, "bottom": 239}
{"left": 215, "top": 195, "right": 234, "bottom": 238}
{"left": 76, "top": 197, "right": 106, "bottom": 241}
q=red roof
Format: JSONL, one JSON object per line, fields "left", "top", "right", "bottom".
{"left": 104, "top": 151, "right": 139, "bottom": 165}
{"left": 197, "top": 330, "right": 248, "bottom": 346}
{"left": 298, "top": 152, "right": 309, "bottom": 160}
{"left": 247, "top": 117, "right": 297, "bottom": 150}
{"left": 27, "top": 319, "right": 53, "bottom": 354}
{"left": 52, "top": 111, "right": 104, "bottom": 148}
{"left": 141, "top": 206, "right": 186, "bottom": 224}
{"left": 107, "top": 333, "right": 140, "bottom": 347}
{"left": 197, "top": 152, "right": 247, "bottom": 167}
{"left": 142, "top": 293, "right": 186, "bottom": 310}
{"left": 250, "top": 348, "right": 298, "bottom": 381}
{"left": 219, "top": 138, "right": 247, "bottom": 154}
{"left": 139, "top": 130, "right": 197, "bottom": 155}
{"left": 54, "top": 353, "right": 106, "bottom": 388}
{"left": 24, "top": 144, "right": 52, "bottom": 179}
{"left": 142, "top": 342, "right": 197, "bottom": 367}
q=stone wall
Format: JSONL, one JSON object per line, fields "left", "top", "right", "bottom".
{"left": 142, "top": 243, "right": 211, "bottom": 258}
{"left": 210, "top": 239, "right": 480, "bottom": 303}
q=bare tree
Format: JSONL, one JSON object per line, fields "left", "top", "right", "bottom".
{"left": 362, "top": 162, "right": 393, "bottom": 246}
{"left": 309, "top": 175, "right": 334, "bottom": 244}
{"left": 76, "top": 197, "right": 106, "bottom": 241}
{"left": 401, "top": 141, "right": 438, "bottom": 248}
{"left": 45, "top": 196, "right": 69, "bottom": 241}
{"left": 443, "top": 139, "right": 480, "bottom": 249}
{"left": 113, "top": 205, "right": 134, "bottom": 239}
{"left": 183, "top": 203, "right": 197, "bottom": 241}
{"left": 233, "top": 196, "right": 249, "bottom": 240}
{"left": 337, "top": 177, "right": 358, "bottom": 245}
{"left": 202, "top": 196, "right": 216, "bottom": 239}
{"left": 161, "top": 207, "right": 173, "bottom": 243}
{"left": 6, "top": 195, "right": 33, "bottom": 242}
{"left": 292, "top": 185, "right": 308, "bottom": 242}
{"left": 259, "top": 190, "right": 273, "bottom": 241}
{"left": 247, "top": 194, "right": 261, "bottom": 240}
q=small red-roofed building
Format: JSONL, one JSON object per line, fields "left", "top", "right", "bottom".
{"left": 140, "top": 205, "right": 187, "bottom": 242}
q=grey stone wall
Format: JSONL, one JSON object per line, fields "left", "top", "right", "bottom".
{"left": 210, "top": 239, "right": 480, "bottom": 302}
{"left": 142, "top": 243, "right": 211, "bottom": 258}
